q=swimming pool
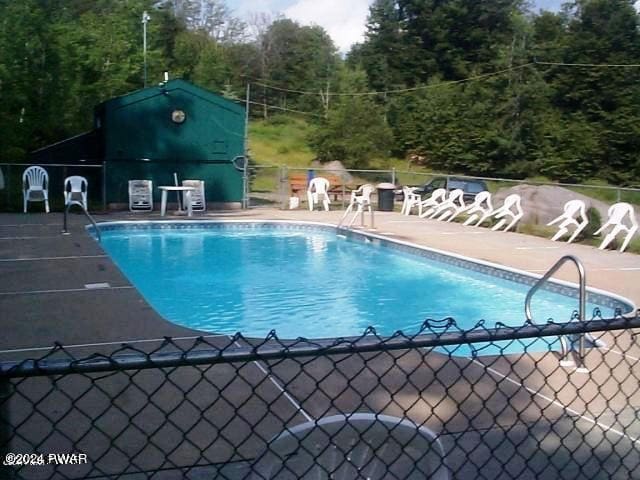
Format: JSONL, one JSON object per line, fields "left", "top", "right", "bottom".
{"left": 97, "top": 221, "right": 633, "bottom": 354}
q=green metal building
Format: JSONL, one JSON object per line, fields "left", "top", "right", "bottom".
{"left": 32, "top": 79, "right": 246, "bottom": 209}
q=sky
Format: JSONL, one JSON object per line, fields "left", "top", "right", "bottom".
{"left": 227, "top": 0, "right": 565, "bottom": 52}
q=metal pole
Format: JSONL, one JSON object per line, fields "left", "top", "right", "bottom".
{"left": 577, "top": 263, "right": 587, "bottom": 372}
{"left": 243, "top": 83, "right": 250, "bottom": 209}
{"left": 243, "top": 159, "right": 249, "bottom": 209}
{"left": 391, "top": 168, "right": 396, "bottom": 186}
{"left": 142, "top": 11, "right": 150, "bottom": 88}
{"left": 281, "top": 165, "right": 288, "bottom": 210}
{"left": 101, "top": 161, "right": 107, "bottom": 211}
{"left": 63, "top": 203, "right": 69, "bottom": 234}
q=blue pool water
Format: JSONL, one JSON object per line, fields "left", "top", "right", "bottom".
{"left": 100, "top": 223, "right": 624, "bottom": 354}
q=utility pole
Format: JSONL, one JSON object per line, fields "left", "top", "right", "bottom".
{"left": 142, "top": 11, "right": 151, "bottom": 87}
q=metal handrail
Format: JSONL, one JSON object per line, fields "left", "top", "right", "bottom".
{"left": 63, "top": 201, "right": 101, "bottom": 242}
{"left": 337, "top": 192, "right": 375, "bottom": 230}
{"left": 525, "top": 255, "right": 586, "bottom": 370}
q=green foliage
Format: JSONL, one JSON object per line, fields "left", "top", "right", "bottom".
{"left": 0, "top": 1, "right": 340, "bottom": 161}
{"left": 1, "top": 0, "right": 640, "bottom": 191}
{"left": 577, "top": 207, "right": 602, "bottom": 241}
{"left": 350, "top": 0, "right": 640, "bottom": 184}
{"left": 0, "top": 0, "right": 171, "bottom": 159}
{"left": 309, "top": 69, "right": 393, "bottom": 169}
{"left": 255, "top": 18, "right": 339, "bottom": 116}
{"left": 248, "top": 115, "right": 315, "bottom": 166}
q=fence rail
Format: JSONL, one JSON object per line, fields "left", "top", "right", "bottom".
{"left": 247, "top": 164, "right": 640, "bottom": 211}
{"left": 3, "top": 162, "right": 640, "bottom": 214}
{"left": 1, "top": 312, "right": 639, "bottom": 479}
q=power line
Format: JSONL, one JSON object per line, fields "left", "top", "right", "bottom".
{"left": 251, "top": 59, "right": 640, "bottom": 99}
{"left": 534, "top": 60, "right": 640, "bottom": 68}
{"left": 333, "top": 63, "right": 536, "bottom": 96}
{"left": 244, "top": 99, "right": 324, "bottom": 118}
{"left": 252, "top": 63, "right": 536, "bottom": 97}
{"left": 250, "top": 81, "right": 320, "bottom": 96}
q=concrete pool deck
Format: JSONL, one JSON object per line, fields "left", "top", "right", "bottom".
{"left": 1, "top": 208, "right": 639, "bottom": 478}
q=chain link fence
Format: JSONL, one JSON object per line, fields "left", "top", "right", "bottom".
{"left": 1, "top": 312, "right": 639, "bottom": 479}
{"left": 245, "top": 165, "right": 640, "bottom": 212}
{"left": 247, "top": 166, "right": 396, "bottom": 210}
{"left": 3, "top": 162, "right": 639, "bottom": 215}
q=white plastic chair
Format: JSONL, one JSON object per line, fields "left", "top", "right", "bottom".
{"left": 128, "top": 180, "right": 153, "bottom": 212}
{"left": 23, "top": 166, "right": 49, "bottom": 213}
{"left": 432, "top": 189, "right": 466, "bottom": 222}
{"left": 340, "top": 184, "right": 375, "bottom": 227}
{"left": 461, "top": 191, "right": 494, "bottom": 226}
{"left": 547, "top": 199, "right": 588, "bottom": 244}
{"left": 401, "top": 186, "right": 422, "bottom": 216}
{"left": 594, "top": 202, "right": 638, "bottom": 253}
{"left": 64, "top": 176, "right": 88, "bottom": 210}
{"left": 481, "top": 193, "right": 523, "bottom": 232}
{"left": 418, "top": 188, "right": 447, "bottom": 218}
{"left": 307, "top": 177, "right": 331, "bottom": 211}
{"left": 182, "top": 180, "right": 206, "bottom": 212}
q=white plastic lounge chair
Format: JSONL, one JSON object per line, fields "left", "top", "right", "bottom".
{"left": 307, "top": 177, "right": 331, "bottom": 211}
{"left": 64, "top": 176, "right": 88, "bottom": 210}
{"left": 418, "top": 188, "right": 447, "bottom": 218}
{"left": 128, "top": 180, "right": 153, "bottom": 212}
{"left": 182, "top": 180, "right": 206, "bottom": 212}
{"left": 547, "top": 199, "right": 588, "bottom": 243}
{"left": 594, "top": 202, "right": 638, "bottom": 253}
{"left": 432, "top": 189, "right": 466, "bottom": 222}
{"left": 483, "top": 193, "right": 523, "bottom": 232}
{"left": 461, "top": 191, "right": 493, "bottom": 226}
{"left": 401, "top": 186, "right": 422, "bottom": 216}
{"left": 340, "top": 184, "right": 375, "bottom": 227}
{"left": 23, "top": 166, "right": 49, "bottom": 213}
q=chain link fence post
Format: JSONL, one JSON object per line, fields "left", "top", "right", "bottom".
{"left": 280, "top": 165, "right": 288, "bottom": 210}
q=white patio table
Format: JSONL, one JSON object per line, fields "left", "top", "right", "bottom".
{"left": 158, "top": 186, "right": 195, "bottom": 217}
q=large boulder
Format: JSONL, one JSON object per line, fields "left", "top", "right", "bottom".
{"left": 310, "top": 160, "right": 353, "bottom": 183}
{"left": 492, "top": 184, "right": 611, "bottom": 225}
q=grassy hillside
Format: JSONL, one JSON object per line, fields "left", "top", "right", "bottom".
{"left": 248, "top": 115, "right": 425, "bottom": 190}
{"left": 248, "top": 116, "right": 316, "bottom": 167}
{"left": 248, "top": 115, "right": 409, "bottom": 170}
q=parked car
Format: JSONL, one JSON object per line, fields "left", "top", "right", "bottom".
{"left": 414, "top": 176, "right": 488, "bottom": 202}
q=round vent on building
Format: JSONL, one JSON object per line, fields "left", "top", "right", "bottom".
{"left": 171, "top": 109, "right": 186, "bottom": 124}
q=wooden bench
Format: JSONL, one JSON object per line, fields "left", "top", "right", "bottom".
{"left": 288, "top": 173, "right": 353, "bottom": 201}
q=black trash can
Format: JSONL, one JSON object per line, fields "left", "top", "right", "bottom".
{"left": 377, "top": 183, "right": 396, "bottom": 211}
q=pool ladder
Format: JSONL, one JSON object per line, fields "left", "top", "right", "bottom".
{"left": 336, "top": 206, "right": 375, "bottom": 230}
{"left": 62, "top": 201, "right": 102, "bottom": 242}
{"left": 524, "top": 255, "right": 592, "bottom": 373}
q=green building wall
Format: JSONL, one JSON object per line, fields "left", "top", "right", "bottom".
{"left": 98, "top": 79, "right": 245, "bottom": 206}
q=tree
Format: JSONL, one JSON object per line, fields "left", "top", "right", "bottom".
{"left": 0, "top": 0, "right": 61, "bottom": 157}
{"left": 309, "top": 68, "right": 393, "bottom": 168}
{"left": 253, "top": 19, "right": 339, "bottom": 117}
{"left": 549, "top": 0, "right": 640, "bottom": 183}
{"left": 351, "top": 0, "right": 415, "bottom": 91}
{"left": 158, "top": 0, "right": 247, "bottom": 43}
